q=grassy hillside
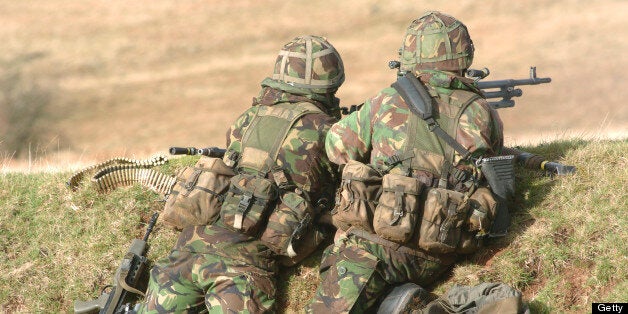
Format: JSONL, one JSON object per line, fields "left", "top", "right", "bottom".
{"left": 1, "top": 0, "right": 626, "bottom": 169}
{"left": 0, "top": 139, "right": 625, "bottom": 313}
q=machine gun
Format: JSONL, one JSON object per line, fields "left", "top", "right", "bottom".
{"left": 385, "top": 62, "right": 551, "bottom": 110}
{"left": 169, "top": 146, "right": 226, "bottom": 158}
{"left": 467, "top": 66, "right": 551, "bottom": 109}
{"left": 465, "top": 67, "right": 574, "bottom": 175}
{"left": 342, "top": 64, "right": 574, "bottom": 176}
{"left": 74, "top": 212, "right": 159, "bottom": 314}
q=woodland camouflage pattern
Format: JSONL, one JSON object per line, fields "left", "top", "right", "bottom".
{"left": 140, "top": 224, "right": 276, "bottom": 313}
{"left": 272, "top": 35, "right": 344, "bottom": 93}
{"left": 400, "top": 11, "right": 475, "bottom": 74}
{"left": 226, "top": 87, "right": 339, "bottom": 195}
{"left": 325, "top": 70, "right": 503, "bottom": 172}
{"left": 140, "top": 90, "right": 339, "bottom": 313}
{"left": 309, "top": 69, "right": 503, "bottom": 311}
{"left": 140, "top": 36, "right": 343, "bottom": 313}
{"left": 307, "top": 232, "right": 454, "bottom": 313}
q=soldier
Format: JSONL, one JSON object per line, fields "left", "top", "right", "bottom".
{"left": 307, "top": 12, "right": 504, "bottom": 313}
{"left": 139, "top": 35, "right": 344, "bottom": 313}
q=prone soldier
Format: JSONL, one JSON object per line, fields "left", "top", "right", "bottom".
{"left": 307, "top": 11, "right": 505, "bottom": 313}
{"left": 138, "top": 35, "right": 345, "bottom": 313}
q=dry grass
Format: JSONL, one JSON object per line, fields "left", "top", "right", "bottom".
{"left": 0, "top": 1, "right": 626, "bottom": 312}
{"left": 0, "top": 0, "right": 626, "bottom": 170}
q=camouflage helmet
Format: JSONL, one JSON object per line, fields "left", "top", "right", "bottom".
{"left": 272, "top": 35, "right": 344, "bottom": 93}
{"left": 399, "top": 11, "right": 474, "bottom": 74}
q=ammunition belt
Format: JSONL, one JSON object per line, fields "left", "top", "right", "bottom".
{"left": 67, "top": 154, "right": 176, "bottom": 196}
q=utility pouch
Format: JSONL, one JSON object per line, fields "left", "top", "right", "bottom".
{"left": 418, "top": 187, "right": 481, "bottom": 254}
{"left": 332, "top": 160, "right": 382, "bottom": 233}
{"left": 162, "top": 156, "right": 235, "bottom": 230}
{"left": 259, "top": 190, "right": 315, "bottom": 257}
{"left": 467, "top": 187, "right": 498, "bottom": 235}
{"left": 220, "top": 173, "right": 279, "bottom": 236}
{"left": 373, "top": 173, "right": 425, "bottom": 244}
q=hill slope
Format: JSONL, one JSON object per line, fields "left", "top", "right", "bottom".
{"left": 0, "top": 139, "right": 625, "bottom": 313}
{"left": 1, "top": 0, "right": 626, "bottom": 170}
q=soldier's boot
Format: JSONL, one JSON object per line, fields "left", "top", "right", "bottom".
{"left": 376, "top": 283, "right": 433, "bottom": 314}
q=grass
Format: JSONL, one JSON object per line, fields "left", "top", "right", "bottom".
{"left": 0, "top": 139, "right": 626, "bottom": 313}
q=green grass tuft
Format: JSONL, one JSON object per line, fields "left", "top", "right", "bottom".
{"left": 0, "top": 139, "right": 626, "bottom": 312}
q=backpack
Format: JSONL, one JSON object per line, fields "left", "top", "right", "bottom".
{"left": 420, "top": 282, "right": 530, "bottom": 314}
{"left": 220, "top": 102, "right": 324, "bottom": 257}
{"left": 377, "top": 282, "right": 529, "bottom": 314}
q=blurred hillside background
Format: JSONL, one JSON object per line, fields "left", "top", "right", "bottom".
{"left": 1, "top": 0, "right": 626, "bottom": 171}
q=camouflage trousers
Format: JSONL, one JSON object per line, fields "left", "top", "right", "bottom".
{"left": 306, "top": 229, "right": 455, "bottom": 313}
{"left": 138, "top": 223, "right": 278, "bottom": 314}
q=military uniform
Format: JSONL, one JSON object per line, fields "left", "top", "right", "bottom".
{"left": 307, "top": 12, "right": 504, "bottom": 313}
{"left": 140, "top": 35, "right": 344, "bottom": 313}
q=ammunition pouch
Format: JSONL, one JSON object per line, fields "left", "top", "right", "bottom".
{"left": 467, "top": 187, "right": 498, "bottom": 237}
{"left": 220, "top": 173, "right": 279, "bottom": 236}
{"left": 162, "top": 156, "right": 235, "bottom": 230}
{"left": 331, "top": 160, "right": 382, "bottom": 233}
{"left": 418, "top": 188, "right": 482, "bottom": 254}
{"left": 373, "top": 173, "right": 425, "bottom": 244}
{"left": 259, "top": 190, "right": 316, "bottom": 257}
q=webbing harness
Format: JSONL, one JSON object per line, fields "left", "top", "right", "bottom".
{"left": 392, "top": 73, "right": 514, "bottom": 236}
{"left": 228, "top": 102, "right": 323, "bottom": 227}
{"left": 235, "top": 102, "right": 322, "bottom": 180}
{"left": 391, "top": 72, "right": 479, "bottom": 190}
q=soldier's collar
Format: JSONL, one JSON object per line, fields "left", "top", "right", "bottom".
{"left": 253, "top": 78, "right": 336, "bottom": 113}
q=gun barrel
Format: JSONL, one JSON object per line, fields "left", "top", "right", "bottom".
{"left": 169, "top": 147, "right": 197, "bottom": 155}
{"left": 542, "top": 162, "right": 577, "bottom": 176}
{"left": 477, "top": 77, "right": 551, "bottom": 89}
{"left": 143, "top": 212, "right": 159, "bottom": 241}
{"left": 487, "top": 100, "right": 515, "bottom": 109}
{"left": 502, "top": 147, "right": 576, "bottom": 176}
{"left": 197, "top": 147, "right": 226, "bottom": 158}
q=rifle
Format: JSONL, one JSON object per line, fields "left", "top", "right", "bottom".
{"left": 385, "top": 62, "right": 551, "bottom": 110}
{"left": 74, "top": 212, "right": 159, "bottom": 314}
{"left": 468, "top": 66, "right": 552, "bottom": 109}
{"left": 169, "top": 146, "right": 226, "bottom": 158}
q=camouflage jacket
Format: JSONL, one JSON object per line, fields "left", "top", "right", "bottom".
{"left": 326, "top": 70, "right": 503, "bottom": 189}
{"left": 226, "top": 82, "right": 339, "bottom": 211}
